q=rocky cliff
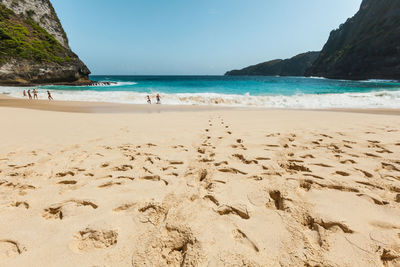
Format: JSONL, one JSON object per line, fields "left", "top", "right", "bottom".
{"left": 225, "top": 52, "right": 320, "bottom": 76}
{"left": 306, "top": 0, "right": 400, "bottom": 80}
{"left": 0, "top": 0, "right": 91, "bottom": 85}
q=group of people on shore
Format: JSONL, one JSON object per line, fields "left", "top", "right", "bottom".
{"left": 146, "top": 93, "right": 161, "bottom": 104}
{"left": 23, "top": 89, "right": 53, "bottom": 101}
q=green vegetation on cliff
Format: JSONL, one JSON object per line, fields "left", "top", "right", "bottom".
{"left": 0, "top": 4, "right": 72, "bottom": 64}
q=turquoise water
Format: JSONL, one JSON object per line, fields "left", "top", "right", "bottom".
{"left": 91, "top": 75, "right": 400, "bottom": 96}
{"left": 2, "top": 75, "right": 400, "bottom": 108}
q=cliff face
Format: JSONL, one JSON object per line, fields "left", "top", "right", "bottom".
{"left": 0, "top": 0, "right": 91, "bottom": 85}
{"left": 1, "top": 0, "right": 69, "bottom": 48}
{"left": 225, "top": 52, "right": 320, "bottom": 76}
{"left": 306, "top": 0, "right": 400, "bottom": 80}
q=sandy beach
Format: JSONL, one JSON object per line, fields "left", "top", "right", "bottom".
{"left": 1, "top": 96, "right": 400, "bottom": 266}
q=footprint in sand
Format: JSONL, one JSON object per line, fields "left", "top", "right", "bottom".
{"left": 168, "top": 160, "right": 184, "bottom": 165}
{"left": 232, "top": 229, "right": 259, "bottom": 252}
{"left": 1, "top": 182, "right": 36, "bottom": 194}
{"left": 218, "top": 167, "right": 247, "bottom": 175}
{"left": 43, "top": 200, "right": 98, "bottom": 220}
{"left": 232, "top": 154, "right": 258, "bottom": 164}
{"left": 266, "top": 133, "right": 280, "bottom": 137}
{"left": 70, "top": 228, "right": 118, "bottom": 253}
{"left": 313, "top": 163, "right": 332, "bottom": 168}
{"left": 214, "top": 161, "right": 228, "bottom": 167}
{"left": 140, "top": 175, "right": 161, "bottom": 181}
{"left": 116, "top": 175, "right": 134, "bottom": 181}
{"left": 255, "top": 157, "right": 270, "bottom": 161}
{"left": 131, "top": 224, "right": 203, "bottom": 266}
{"left": 58, "top": 180, "right": 77, "bottom": 185}
{"left": 113, "top": 164, "right": 133, "bottom": 171}
{"left": 304, "top": 173, "right": 325, "bottom": 180}
{"left": 204, "top": 194, "right": 219, "bottom": 206}
{"left": 0, "top": 240, "right": 25, "bottom": 258}
{"left": 265, "top": 144, "right": 280, "bottom": 148}
{"left": 355, "top": 168, "right": 373, "bottom": 178}
{"left": 269, "top": 190, "right": 285, "bottom": 211}
{"left": 365, "top": 153, "right": 380, "bottom": 158}
{"left": 9, "top": 163, "right": 34, "bottom": 170}
{"left": 101, "top": 163, "right": 110, "bottom": 168}
{"left": 56, "top": 171, "right": 75, "bottom": 177}
{"left": 335, "top": 171, "right": 350, "bottom": 176}
{"left": 356, "top": 194, "right": 388, "bottom": 205}
{"left": 305, "top": 215, "right": 354, "bottom": 243}
{"left": 138, "top": 203, "right": 167, "bottom": 225}
{"left": 113, "top": 202, "right": 136, "bottom": 212}
{"left": 376, "top": 148, "right": 393, "bottom": 154}
{"left": 382, "top": 162, "right": 400, "bottom": 172}
{"left": 281, "top": 162, "right": 311, "bottom": 173}
{"left": 98, "top": 181, "right": 123, "bottom": 188}
{"left": 340, "top": 159, "right": 356, "bottom": 164}
{"left": 216, "top": 204, "right": 250, "bottom": 219}
{"left": 11, "top": 201, "right": 29, "bottom": 209}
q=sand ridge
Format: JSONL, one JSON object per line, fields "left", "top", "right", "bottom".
{"left": 0, "top": 107, "right": 400, "bottom": 266}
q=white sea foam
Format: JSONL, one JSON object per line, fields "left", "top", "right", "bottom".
{"left": 360, "top": 79, "right": 400, "bottom": 83}
{"left": 71, "top": 81, "right": 138, "bottom": 87}
{"left": 1, "top": 86, "right": 400, "bottom": 109}
{"left": 307, "top": 76, "right": 328, "bottom": 80}
{"left": 111, "top": 82, "right": 138, "bottom": 86}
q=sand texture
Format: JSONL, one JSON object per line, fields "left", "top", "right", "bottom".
{"left": 1, "top": 106, "right": 400, "bottom": 266}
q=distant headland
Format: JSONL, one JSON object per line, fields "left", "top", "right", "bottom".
{"left": 225, "top": 52, "right": 319, "bottom": 77}
{"left": 226, "top": 0, "right": 400, "bottom": 80}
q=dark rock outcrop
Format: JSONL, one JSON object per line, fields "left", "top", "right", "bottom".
{"left": 0, "top": 0, "right": 91, "bottom": 85}
{"left": 306, "top": 0, "right": 400, "bottom": 80}
{"left": 225, "top": 51, "right": 320, "bottom": 76}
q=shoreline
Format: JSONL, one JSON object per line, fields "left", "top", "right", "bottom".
{"left": 1, "top": 94, "right": 400, "bottom": 115}
{"left": 0, "top": 94, "right": 234, "bottom": 113}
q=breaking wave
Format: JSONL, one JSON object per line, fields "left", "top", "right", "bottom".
{"left": 2, "top": 86, "right": 400, "bottom": 109}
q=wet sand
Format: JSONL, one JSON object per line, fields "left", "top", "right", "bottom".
{"left": 1, "top": 94, "right": 400, "bottom": 115}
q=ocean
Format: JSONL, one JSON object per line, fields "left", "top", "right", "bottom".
{"left": 1, "top": 75, "right": 400, "bottom": 109}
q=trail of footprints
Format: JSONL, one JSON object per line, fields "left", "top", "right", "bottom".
{"left": 0, "top": 117, "right": 400, "bottom": 265}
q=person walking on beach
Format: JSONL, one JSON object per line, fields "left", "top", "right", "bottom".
{"left": 33, "top": 89, "right": 38, "bottom": 100}
{"left": 156, "top": 94, "right": 161, "bottom": 104}
{"left": 23, "top": 90, "right": 26, "bottom": 97}
{"left": 47, "top": 90, "right": 53, "bottom": 101}
{"left": 27, "top": 89, "right": 32, "bottom": 100}
{"left": 146, "top": 95, "right": 151, "bottom": 104}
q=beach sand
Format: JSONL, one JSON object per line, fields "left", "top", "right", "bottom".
{"left": 1, "top": 96, "right": 400, "bottom": 266}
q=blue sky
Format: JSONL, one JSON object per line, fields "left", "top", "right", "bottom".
{"left": 51, "top": 0, "right": 362, "bottom": 75}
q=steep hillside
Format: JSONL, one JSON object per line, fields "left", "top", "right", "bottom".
{"left": 225, "top": 52, "right": 320, "bottom": 76}
{"left": 306, "top": 0, "right": 400, "bottom": 80}
{"left": 1, "top": 0, "right": 69, "bottom": 48}
{"left": 0, "top": 1, "right": 91, "bottom": 85}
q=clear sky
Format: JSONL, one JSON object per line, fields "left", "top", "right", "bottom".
{"left": 51, "top": 0, "right": 362, "bottom": 75}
